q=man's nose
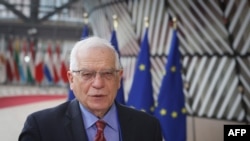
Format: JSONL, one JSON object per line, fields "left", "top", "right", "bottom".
{"left": 91, "top": 73, "right": 105, "bottom": 88}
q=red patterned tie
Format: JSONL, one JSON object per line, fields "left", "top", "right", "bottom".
{"left": 94, "top": 120, "right": 106, "bottom": 141}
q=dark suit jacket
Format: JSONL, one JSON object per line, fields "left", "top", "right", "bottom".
{"left": 19, "top": 99, "right": 162, "bottom": 141}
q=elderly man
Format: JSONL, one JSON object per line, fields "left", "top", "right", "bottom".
{"left": 19, "top": 36, "right": 162, "bottom": 141}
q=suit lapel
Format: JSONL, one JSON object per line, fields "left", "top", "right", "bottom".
{"left": 64, "top": 100, "right": 88, "bottom": 141}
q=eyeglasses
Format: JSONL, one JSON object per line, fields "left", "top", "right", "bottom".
{"left": 72, "top": 69, "right": 120, "bottom": 81}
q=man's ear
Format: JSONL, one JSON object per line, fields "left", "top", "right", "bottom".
{"left": 118, "top": 69, "right": 123, "bottom": 88}
{"left": 67, "top": 71, "right": 74, "bottom": 90}
{"left": 67, "top": 71, "right": 73, "bottom": 83}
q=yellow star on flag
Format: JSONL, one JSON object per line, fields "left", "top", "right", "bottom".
{"left": 171, "top": 66, "right": 176, "bottom": 72}
{"left": 139, "top": 64, "right": 145, "bottom": 71}
{"left": 171, "top": 111, "right": 178, "bottom": 118}
{"left": 182, "top": 107, "right": 187, "bottom": 114}
{"left": 160, "top": 109, "right": 167, "bottom": 116}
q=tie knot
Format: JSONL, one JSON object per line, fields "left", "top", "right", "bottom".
{"left": 96, "top": 120, "right": 106, "bottom": 131}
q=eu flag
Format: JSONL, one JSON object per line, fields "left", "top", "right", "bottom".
{"left": 154, "top": 28, "right": 186, "bottom": 141}
{"left": 110, "top": 30, "right": 125, "bottom": 105}
{"left": 126, "top": 28, "right": 154, "bottom": 114}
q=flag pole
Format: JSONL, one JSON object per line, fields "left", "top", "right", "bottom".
{"left": 173, "top": 17, "right": 177, "bottom": 29}
{"left": 113, "top": 14, "right": 118, "bottom": 31}
{"left": 83, "top": 12, "right": 88, "bottom": 25}
{"left": 80, "top": 12, "right": 89, "bottom": 40}
{"left": 144, "top": 16, "right": 149, "bottom": 28}
{"left": 144, "top": 17, "right": 149, "bottom": 45}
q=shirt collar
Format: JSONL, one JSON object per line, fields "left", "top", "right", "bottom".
{"left": 103, "top": 103, "right": 119, "bottom": 131}
{"left": 79, "top": 102, "right": 119, "bottom": 131}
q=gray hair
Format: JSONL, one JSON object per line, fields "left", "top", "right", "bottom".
{"left": 69, "top": 36, "right": 122, "bottom": 71}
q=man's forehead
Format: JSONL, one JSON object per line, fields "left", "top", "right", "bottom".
{"left": 77, "top": 47, "right": 115, "bottom": 62}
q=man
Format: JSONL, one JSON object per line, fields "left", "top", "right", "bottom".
{"left": 19, "top": 36, "right": 162, "bottom": 141}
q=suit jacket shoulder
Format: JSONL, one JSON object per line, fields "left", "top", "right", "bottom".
{"left": 116, "top": 103, "right": 162, "bottom": 141}
{"left": 19, "top": 99, "right": 88, "bottom": 141}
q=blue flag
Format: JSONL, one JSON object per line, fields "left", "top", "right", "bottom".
{"left": 81, "top": 24, "right": 89, "bottom": 40}
{"left": 43, "top": 64, "right": 53, "bottom": 83}
{"left": 67, "top": 87, "right": 75, "bottom": 101}
{"left": 68, "top": 24, "right": 89, "bottom": 101}
{"left": 110, "top": 30, "right": 125, "bottom": 105}
{"left": 43, "top": 46, "right": 53, "bottom": 83}
{"left": 154, "top": 29, "right": 186, "bottom": 141}
{"left": 126, "top": 28, "right": 154, "bottom": 114}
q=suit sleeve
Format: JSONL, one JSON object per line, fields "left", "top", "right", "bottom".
{"left": 18, "top": 114, "right": 41, "bottom": 141}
